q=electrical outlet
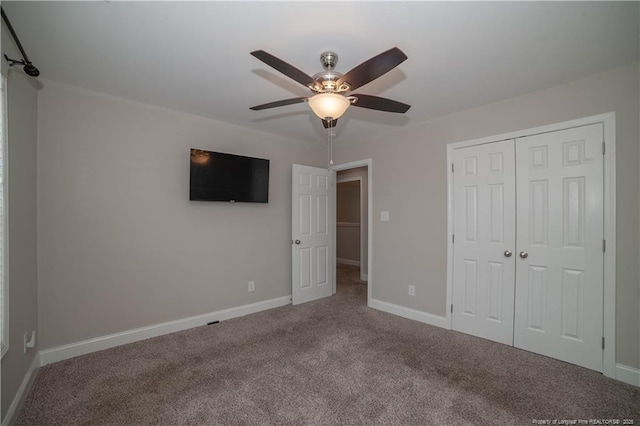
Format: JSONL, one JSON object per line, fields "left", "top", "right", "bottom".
{"left": 408, "top": 285, "right": 415, "bottom": 296}
{"left": 248, "top": 281, "right": 255, "bottom": 292}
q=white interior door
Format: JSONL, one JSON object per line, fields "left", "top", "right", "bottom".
{"left": 513, "top": 123, "right": 604, "bottom": 371}
{"left": 292, "top": 164, "right": 334, "bottom": 305}
{"left": 451, "top": 140, "right": 517, "bottom": 345}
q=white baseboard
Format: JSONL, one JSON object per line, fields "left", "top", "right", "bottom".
{"left": 616, "top": 363, "right": 640, "bottom": 387}
{"left": 337, "top": 258, "right": 360, "bottom": 266}
{"left": 39, "top": 295, "right": 291, "bottom": 366}
{"left": 2, "top": 353, "right": 40, "bottom": 426}
{"left": 360, "top": 273, "right": 368, "bottom": 282}
{"left": 369, "top": 298, "right": 447, "bottom": 329}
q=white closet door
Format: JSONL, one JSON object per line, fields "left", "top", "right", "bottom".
{"left": 451, "top": 140, "right": 516, "bottom": 345}
{"left": 513, "top": 123, "right": 604, "bottom": 372}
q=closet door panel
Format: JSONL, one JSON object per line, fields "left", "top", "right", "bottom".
{"left": 451, "top": 140, "right": 516, "bottom": 345}
{"left": 513, "top": 123, "right": 604, "bottom": 372}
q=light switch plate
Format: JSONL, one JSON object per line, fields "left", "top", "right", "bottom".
{"left": 380, "top": 211, "right": 389, "bottom": 221}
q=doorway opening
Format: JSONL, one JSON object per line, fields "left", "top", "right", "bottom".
{"left": 333, "top": 160, "right": 372, "bottom": 306}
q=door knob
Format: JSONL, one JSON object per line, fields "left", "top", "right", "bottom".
{"left": 519, "top": 251, "right": 528, "bottom": 259}
{"left": 294, "top": 240, "right": 301, "bottom": 245}
{"left": 504, "top": 250, "right": 512, "bottom": 257}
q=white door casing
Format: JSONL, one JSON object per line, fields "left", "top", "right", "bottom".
{"left": 292, "top": 164, "right": 334, "bottom": 305}
{"left": 513, "top": 123, "right": 604, "bottom": 371}
{"left": 451, "top": 140, "right": 517, "bottom": 345}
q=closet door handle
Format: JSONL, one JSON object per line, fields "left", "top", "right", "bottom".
{"left": 519, "top": 251, "right": 528, "bottom": 259}
{"left": 504, "top": 250, "right": 512, "bottom": 257}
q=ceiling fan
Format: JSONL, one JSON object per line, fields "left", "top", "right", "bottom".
{"left": 249, "top": 47, "right": 410, "bottom": 128}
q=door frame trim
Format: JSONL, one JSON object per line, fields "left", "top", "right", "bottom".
{"left": 333, "top": 159, "right": 373, "bottom": 306}
{"left": 445, "top": 112, "right": 616, "bottom": 378}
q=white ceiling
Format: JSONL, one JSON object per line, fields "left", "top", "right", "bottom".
{"left": 2, "top": 1, "right": 639, "bottom": 145}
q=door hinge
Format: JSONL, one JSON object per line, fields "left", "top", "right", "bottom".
{"left": 452, "top": 234, "right": 455, "bottom": 243}
{"left": 451, "top": 304, "right": 453, "bottom": 313}
{"left": 603, "top": 239, "right": 606, "bottom": 252}
{"left": 602, "top": 337, "right": 605, "bottom": 350}
{"left": 451, "top": 163, "right": 454, "bottom": 173}
{"left": 602, "top": 141, "right": 605, "bottom": 155}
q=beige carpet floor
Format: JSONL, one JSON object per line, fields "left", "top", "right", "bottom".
{"left": 16, "top": 264, "right": 639, "bottom": 425}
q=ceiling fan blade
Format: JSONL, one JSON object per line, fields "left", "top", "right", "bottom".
{"left": 337, "top": 47, "right": 407, "bottom": 92}
{"left": 250, "top": 97, "right": 307, "bottom": 111}
{"left": 350, "top": 94, "right": 410, "bottom": 113}
{"left": 322, "top": 118, "right": 338, "bottom": 129}
{"left": 251, "top": 50, "right": 315, "bottom": 88}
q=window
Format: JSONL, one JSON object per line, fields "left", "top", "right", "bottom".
{"left": 0, "top": 75, "right": 7, "bottom": 358}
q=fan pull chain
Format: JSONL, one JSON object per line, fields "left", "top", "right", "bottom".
{"left": 327, "top": 119, "right": 334, "bottom": 169}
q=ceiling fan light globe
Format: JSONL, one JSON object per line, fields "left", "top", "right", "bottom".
{"left": 308, "top": 93, "right": 350, "bottom": 120}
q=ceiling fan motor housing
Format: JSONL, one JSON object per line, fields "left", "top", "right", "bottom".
{"left": 309, "top": 52, "right": 347, "bottom": 93}
{"left": 311, "top": 70, "right": 344, "bottom": 92}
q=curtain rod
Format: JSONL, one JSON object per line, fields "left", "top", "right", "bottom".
{"left": 1, "top": 7, "right": 40, "bottom": 77}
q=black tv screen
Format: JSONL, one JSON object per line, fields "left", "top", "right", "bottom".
{"left": 190, "top": 149, "right": 269, "bottom": 203}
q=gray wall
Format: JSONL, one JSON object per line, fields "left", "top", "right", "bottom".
{"left": 335, "top": 62, "right": 640, "bottom": 368}
{"left": 0, "top": 71, "right": 39, "bottom": 421}
{"left": 337, "top": 181, "right": 360, "bottom": 224}
{"left": 37, "top": 80, "right": 324, "bottom": 349}
{"left": 336, "top": 181, "right": 360, "bottom": 263}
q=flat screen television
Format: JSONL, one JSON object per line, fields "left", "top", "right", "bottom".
{"left": 190, "top": 149, "right": 269, "bottom": 203}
